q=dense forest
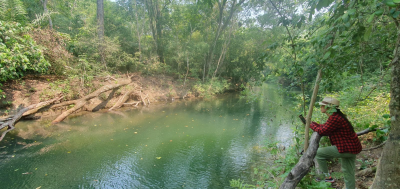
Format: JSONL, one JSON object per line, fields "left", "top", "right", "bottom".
{"left": 1, "top": 0, "right": 400, "bottom": 188}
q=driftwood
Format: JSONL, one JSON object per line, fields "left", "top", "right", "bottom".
{"left": 51, "top": 79, "right": 133, "bottom": 124}
{"left": 108, "top": 82, "right": 150, "bottom": 110}
{"left": 0, "top": 96, "right": 63, "bottom": 141}
{"left": 109, "top": 90, "right": 135, "bottom": 110}
{"left": 279, "top": 132, "right": 322, "bottom": 189}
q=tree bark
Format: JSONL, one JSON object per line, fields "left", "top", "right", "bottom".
{"left": 145, "top": 0, "right": 166, "bottom": 63}
{"left": 370, "top": 23, "right": 400, "bottom": 189}
{"left": 304, "top": 69, "right": 322, "bottom": 151}
{"left": 205, "top": 0, "right": 244, "bottom": 79}
{"left": 133, "top": 0, "right": 142, "bottom": 62}
{"left": 279, "top": 132, "right": 322, "bottom": 189}
{"left": 97, "top": 0, "right": 106, "bottom": 69}
{"left": 43, "top": 0, "right": 53, "bottom": 29}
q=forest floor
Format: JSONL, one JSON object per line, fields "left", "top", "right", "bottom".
{"left": 0, "top": 74, "right": 384, "bottom": 189}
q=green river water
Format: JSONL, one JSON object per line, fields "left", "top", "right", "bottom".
{"left": 0, "top": 85, "right": 297, "bottom": 189}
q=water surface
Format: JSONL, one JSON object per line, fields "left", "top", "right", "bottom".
{"left": 0, "top": 85, "right": 296, "bottom": 188}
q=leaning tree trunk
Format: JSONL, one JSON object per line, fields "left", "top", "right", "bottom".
{"left": 279, "top": 132, "right": 322, "bottom": 189}
{"left": 304, "top": 69, "right": 322, "bottom": 151}
{"left": 370, "top": 23, "right": 400, "bottom": 189}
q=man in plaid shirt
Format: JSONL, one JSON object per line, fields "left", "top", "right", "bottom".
{"left": 310, "top": 97, "right": 362, "bottom": 189}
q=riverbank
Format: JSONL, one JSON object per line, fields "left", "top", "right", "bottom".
{"left": 0, "top": 74, "right": 234, "bottom": 119}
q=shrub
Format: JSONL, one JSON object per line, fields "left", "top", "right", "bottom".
{"left": 0, "top": 21, "right": 50, "bottom": 82}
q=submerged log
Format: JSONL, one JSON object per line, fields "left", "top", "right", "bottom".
{"left": 0, "top": 96, "right": 62, "bottom": 141}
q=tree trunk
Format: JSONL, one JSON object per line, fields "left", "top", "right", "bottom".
{"left": 133, "top": 0, "right": 142, "bottom": 62}
{"left": 304, "top": 69, "right": 322, "bottom": 151}
{"left": 145, "top": 0, "right": 165, "bottom": 63}
{"left": 279, "top": 132, "right": 322, "bottom": 189}
{"left": 205, "top": 0, "right": 243, "bottom": 79}
{"left": 370, "top": 23, "right": 400, "bottom": 189}
{"left": 97, "top": 0, "right": 106, "bottom": 70}
{"left": 43, "top": 0, "right": 53, "bottom": 29}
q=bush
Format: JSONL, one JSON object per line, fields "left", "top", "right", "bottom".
{"left": 29, "top": 29, "right": 74, "bottom": 75}
{"left": 0, "top": 21, "right": 49, "bottom": 82}
{"left": 192, "top": 79, "right": 230, "bottom": 97}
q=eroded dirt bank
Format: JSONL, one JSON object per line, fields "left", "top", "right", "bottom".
{"left": 0, "top": 74, "right": 207, "bottom": 119}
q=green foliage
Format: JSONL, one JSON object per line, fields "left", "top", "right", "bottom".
{"left": 29, "top": 28, "right": 74, "bottom": 75}
{"left": 0, "top": 0, "right": 27, "bottom": 23}
{"left": 230, "top": 179, "right": 256, "bottom": 189}
{"left": 192, "top": 79, "right": 230, "bottom": 97}
{"left": 0, "top": 21, "right": 49, "bottom": 82}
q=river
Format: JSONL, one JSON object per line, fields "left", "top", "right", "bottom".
{"left": 0, "top": 84, "right": 297, "bottom": 188}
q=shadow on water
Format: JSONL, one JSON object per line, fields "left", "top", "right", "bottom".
{"left": 0, "top": 84, "right": 298, "bottom": 189}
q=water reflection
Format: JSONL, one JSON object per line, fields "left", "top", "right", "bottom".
{"left": 0, "top": 84, "right": 297, "bottom": 189}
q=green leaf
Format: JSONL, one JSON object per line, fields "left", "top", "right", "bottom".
{"left": 394, "top": 0, "right": 400, "bottom": 3}
{"left": 367, "top": 14, "right": 375, "bottom": 23}
{"left": 323, "top": 51, "right": 331, "bottom": 59}
{"left": 385, "top": 0, "right": 397, "bottom": 7}
{"left": 347, "top": 9, "right": 356, "bottom": 15}
{"left": 370, "top": 124, "right": 378, "bottom": 130}
{"left": 374, "top": 9, "right": 384, "bottom": 16}
{"left": 342, "top": 13, "right": 349, "bottom": 22}
{"left": 364, "top": 27, "right": 372, "bottom": 41}
{"left": 382, "top": 128, "right": 389, "bottom": 133}
{"left": 382, "top": 114, "right": 390, "bottom": 118}
{"left": 393, "top": 11, "right": 400, "bottom": 18}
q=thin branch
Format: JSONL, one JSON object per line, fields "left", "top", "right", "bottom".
{"left": 362, "top": 141, "right": 386, "bottom": 151}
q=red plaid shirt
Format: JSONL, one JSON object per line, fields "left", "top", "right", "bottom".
{"left": 310, "top": 113, "right": 362, "bottom": 154}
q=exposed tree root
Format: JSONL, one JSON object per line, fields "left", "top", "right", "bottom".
{"left": 0, "top": 96, "right": 63, "bottom": 142}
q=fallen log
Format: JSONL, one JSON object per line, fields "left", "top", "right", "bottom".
{"left": 0, "top": 96, "right": 63, "bottom": 142}
{"left": 279, "top": 132, "right": 322, "bottom": 189}
{"left": 51, "top": 79, "right": 133, "bottom": 124}
{"left": 109, "top": 90, "right": 135, "bottom": 111}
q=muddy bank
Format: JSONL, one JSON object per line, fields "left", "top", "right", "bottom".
{"left": 0, "top": 74, "right": 222, "bottom": 119}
